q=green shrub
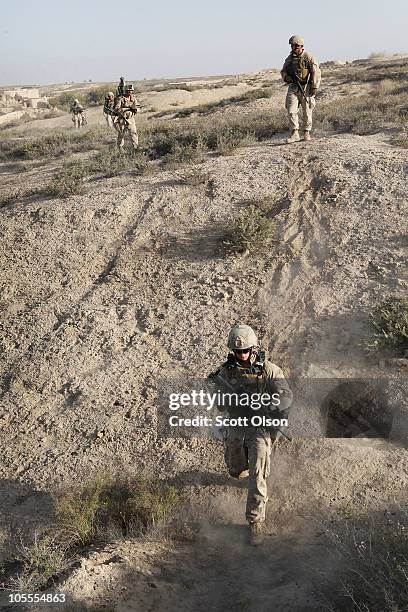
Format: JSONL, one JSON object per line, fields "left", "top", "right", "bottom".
{"left": 366, "top": 296, "right": 408, "bottom": 355}
{"left": 223, "top": 205, "right": 277, "bottom": 254}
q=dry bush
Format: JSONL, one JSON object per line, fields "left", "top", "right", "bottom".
{"left": 48, "top": 162, "right": 87, "bottom": 197}
{"left": 223, "top": 205, "right": 277, "bottom": 254}
{"left": 327, "top": 508, "right": 408, "bottom": 611}
{"left": 7, "top": 128, "right": 110, "bottom": 160}
{"left": 179, "top": 167, "right": 211, "bottom": 186}
{"left": 1, "top": 475, "right": 178, "bottom": 592}
{"left": 88, "top": 148, "right": 150, "bottom": 177}
{"left": 391, "top": 130, "right": 408, "bottom": 148}
{"left": 372, "top": 79, "right": 398, "bottom": 96}
{"left": 7, "top": 532, "right": 72, "bottom": 592}
{"left": 365, "top": 296, "right": 408, "bottom": 355}
{"left": 316, "top": 88, "right": 408, "bottom": 134}
{"left": 56, "top": 474, "right": 179, "bottom": 546}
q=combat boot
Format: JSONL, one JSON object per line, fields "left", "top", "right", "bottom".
{"left": 286, "top": 130, "right": 300, "bottom": 144}
{"left": 248, "top": 521, "right": 264, "bottom": 546}
{"left": 303, "top": 131, "right": 311, "bottom": 141}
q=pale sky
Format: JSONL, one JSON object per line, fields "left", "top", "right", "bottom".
{"left": 1, "top": 0, "right": 406, "bottom": 86}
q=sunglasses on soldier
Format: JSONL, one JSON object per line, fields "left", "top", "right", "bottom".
{"left": 293, "top": 44, "right": 303, "bottom": 48}
{"left": 234, "top": 348, "right": 251, "bottom": 355}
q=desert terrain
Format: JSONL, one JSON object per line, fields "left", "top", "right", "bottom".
{"left": 0, "top": 55, "right": 407, "bottom": 611}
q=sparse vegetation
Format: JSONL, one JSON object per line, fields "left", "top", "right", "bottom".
{"left": 1, "top": 475, "right": 178, "bottom": 591}
{"left": 316, "top": 87, "right": 408, "bottom": 135}
{"left": 391, "top": 129, "right": 408, "bottom": 148}
{"left": 7, "top": 128, "right": 110, "bottom": 160}
{"left": 88, "top": 148, "right": 150, "bottom": 177}
{"left": 223, "top": 205, "right": 277, "bottom": 254}
{"left": 328, "top": 508, "right": 408, "bottom": 611}
{"left": 366, "top": 296, "right": 408, "bottom": 355}
{"left": 57, "top": 475, "right": 178, "bottom": 546}
{"left": 9, "top": 532, "right": 71, "bottom": 592}
{"left": 179, "top": 167, "right": 211, "bottom": 186}
{"left": 0, "top": 185, "right": 44, "bottom": 207}
{"left": 48, "top": 162, "right": 87, "bottom": 197}
{"left": 170, "top": 87, "right": 273, "bottom": 118}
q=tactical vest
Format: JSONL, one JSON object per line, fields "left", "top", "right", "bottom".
{"left": 289, "top": 53, "right": 311, "bottom": 85}
{"left": 216, "top": 358, "right": 269, "bottom": 419}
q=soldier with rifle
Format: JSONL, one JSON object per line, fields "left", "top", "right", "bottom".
{"left": 281, "top": 35, "right": 321, "bottom": 143}
{"left": 70, "top": 98, "right": 87, "bottom": 129}
{"left": 111, "top": 82, "right": 141, "bottom": 150}
{"left": 208, "top": 323, "right": 293, "bottom": 545}
{"left": 103, "top": 92, "right": 115, "bottom": 128}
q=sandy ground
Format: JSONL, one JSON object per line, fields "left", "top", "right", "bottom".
{"left": 0, "top": 59, "right": 408, "bottom": 610}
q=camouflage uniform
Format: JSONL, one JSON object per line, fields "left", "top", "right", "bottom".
{"left": 103, "top": 94, "right": 115, "bottom": 128}
{"left": 211, "top": 356, "right": 292, "bottom": 523}
{"left": 112, "top": 92, "right": 139, "bottom": 149}
{"left": 281, "top": 46, "right": 321, "bottom": 135}
{"left": 71, "top": 101, "right": 86, "bottom": 129}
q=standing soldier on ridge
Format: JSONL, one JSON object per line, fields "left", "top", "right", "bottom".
{"left": 208, "top": 323, "right": 293, "bottom": 546}
{"left": 103, "top": 92, "right": 115, "bottom": 128}
{"left": 112, "top": 84, "right": 140, "bottom": 150}
{"left": 70, "top": 98, "right": 86, "bottom": 130}
{"left": 281, "top": 35, "right": 321, "bottom": 143}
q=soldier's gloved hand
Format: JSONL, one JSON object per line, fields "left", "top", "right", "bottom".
{"left": 310, "top": 87, "right": 318, "bottom": 96}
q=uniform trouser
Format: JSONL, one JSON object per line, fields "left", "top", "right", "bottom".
{"left": 115, "top": 118, "right": 139, "bottom": 149}
{"left": 285, "top": 87, "right": 316, "bottom": 132}
{"left": 72, "top": 114, "right": 84, "bottom": 129}
{"left": 224, "top": 427, "right": 272, "bottom": 523}
{"left": 104, "top": 113, "right": 113, "bottom": 128}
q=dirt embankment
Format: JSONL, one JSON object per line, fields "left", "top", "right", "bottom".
{"left": 1, "top": 60, "right": 407, "bottom": 610}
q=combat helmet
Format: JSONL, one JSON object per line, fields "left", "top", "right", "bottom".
{"left": 107, "top": 91, "right": 114, "bottom": 97}
{"left": 227, "top": 322, "right": 258, "bottom": 351}
{"left": 74, "top": 98, "right": 79, "bottom": 104}
{"left": 126, "top": 84, "right": 134, "bottom": 92}
{"left": 289, "top": 35, "right": 304, "bottom": 46}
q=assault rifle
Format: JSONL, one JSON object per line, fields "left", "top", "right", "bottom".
{"left": 291, "top": 71, "right": 313, "bottom": 109}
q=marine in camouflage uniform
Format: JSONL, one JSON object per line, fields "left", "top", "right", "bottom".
{"left": 103, "top": 92, "right": 115, "bottom": 128}
{"left": 209, "top": 323, "right": 293, "bottom": 545}
{"left": 281, "top": 35, "right": 321, "bottom": 143}
{"left": 112, "top": 84, "right": 140, "bottom": 150}
{"left": 70, "top": 99, "right": 86, "bottom": 130}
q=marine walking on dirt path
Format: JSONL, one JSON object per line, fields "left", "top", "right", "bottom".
{"left": 281, "top": 35, "right": 321, "bottom": 143}
{"left": 208, "top": 323, "right": 293, "bottom": 546}
{"left": 111, "top": 83, "right": 140, "bottom": 150}
{"left": 103, "top": 92, "right": 115, "bottom": 128}
{"left": 70, "top": 99, "right": 87, "bottom": 129}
